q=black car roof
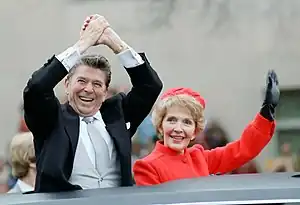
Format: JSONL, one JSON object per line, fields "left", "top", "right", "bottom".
{"left": 1, "top": 172, "right": 300, "bottom": 205}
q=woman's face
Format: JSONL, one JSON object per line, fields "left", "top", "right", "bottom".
{"left": 159, "top": 105, "right": 196, "bottom": 153}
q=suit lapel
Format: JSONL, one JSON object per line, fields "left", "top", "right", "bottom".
{"left": 100, "top": 101, "right": 120, "bottom": 140}
{"left": 62, "top": 103, "right": 80, "bottom": 155}
{"left": 100, "top": 101, "right": 130, "bottom": 157}
{"left": 100, "top": 104, "right": 118, "bottom": 141}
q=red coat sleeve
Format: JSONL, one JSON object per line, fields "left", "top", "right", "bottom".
{"left": 133, "top": 160, "right": 161, "bottom": 186}
{"left": 201, "top": 113, "right": 275, "bottom": 174}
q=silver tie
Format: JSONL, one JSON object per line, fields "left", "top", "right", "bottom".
{"left": 83, "top": 117, "right": 110, "bottom": 174}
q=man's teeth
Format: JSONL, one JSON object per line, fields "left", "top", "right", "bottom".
{"left": 79, "top": 97, "right": 93, "bottom": 102}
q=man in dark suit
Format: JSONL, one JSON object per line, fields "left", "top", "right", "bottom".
{"left": 23, "top": 15, "right": 162, "bottom": 193}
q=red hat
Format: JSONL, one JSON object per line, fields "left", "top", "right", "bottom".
{"left": 160, "top": 87, "right": 206, "bottom": 109}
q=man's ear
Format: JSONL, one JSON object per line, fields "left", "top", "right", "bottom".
{"left": 103, "top": 88, "right": 108, "bottom": 101}
{"left": 64, "top": 76, "right": 69, "bottom": 89}
{"left": 29, "top": 162, "right": 36, "bottom": 169}
{"left": 64, "top": 77, "right": 70, "bottom": 95}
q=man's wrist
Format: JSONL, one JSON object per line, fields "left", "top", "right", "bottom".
{"left": 56, "top": 45, "right": 82, "bottom": 72}
{"left": 109, "top": 40, "right": 129, "bottom": 54}
{"left": 106, "top": 39, "right": 129, "bottom": 54}
{"left": 74, "top": 40, "right": 91, "bottom": 55}
{"left": 116, "top": 46, "right": 144, "bottom": 68}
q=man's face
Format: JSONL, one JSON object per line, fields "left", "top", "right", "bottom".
{"left": 65, "top": 65, "right": 108, "bottom": 117}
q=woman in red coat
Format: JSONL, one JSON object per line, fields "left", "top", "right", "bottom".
{"left": 133, "top": 70, "right": 279, "bottom": 186}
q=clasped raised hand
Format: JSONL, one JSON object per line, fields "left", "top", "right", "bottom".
{"left": 80, "top": 15, "right": 127, "bottom": 54}
{"left": 78, "top": 14, "right": 110, "bottom": 53}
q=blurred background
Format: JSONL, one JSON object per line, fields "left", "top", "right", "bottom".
{"left": 0, "top": 0, "right": 300, "bottom": 193}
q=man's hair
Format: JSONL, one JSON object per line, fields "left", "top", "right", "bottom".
{"left": 67, "top": 54, "right": 112, "bottom": 87}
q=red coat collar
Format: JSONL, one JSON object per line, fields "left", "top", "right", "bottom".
{"left": 154, "top": 141, "right": 187, "bottom": 156}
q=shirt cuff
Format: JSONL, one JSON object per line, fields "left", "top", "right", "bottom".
{"left": 117, "top": 47, "right": 144, "bottom": 68}
{"left": 55, "top": 46, "right": 81, "bottom": 72}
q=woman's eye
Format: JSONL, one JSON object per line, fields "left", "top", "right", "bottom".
{"left": 183, "top": 119, "right": 193, "bottom": 125}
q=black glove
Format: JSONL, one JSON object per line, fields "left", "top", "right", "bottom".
{"left": 260, "top": 70, "right": 280, "bottom": 121}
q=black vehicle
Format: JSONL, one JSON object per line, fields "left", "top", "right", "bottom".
{"left": 1, "top": 172, "right": 300, "bottom": 205}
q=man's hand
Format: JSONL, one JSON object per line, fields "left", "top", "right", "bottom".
{"left": 260, "top": 70, "right": 280, "bottom": 121}
{"left": 81, "top": 16, "right": 129, "bottom": 54}
{"left": 98, "top": 27, "right": 129, "bottom": 54}
{"left": 76, "top": 15, "right": 109, "bottom": 54}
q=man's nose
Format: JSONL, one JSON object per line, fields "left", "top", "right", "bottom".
{"left": 84, "top": 83, "right": 94, "bottom": 92}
